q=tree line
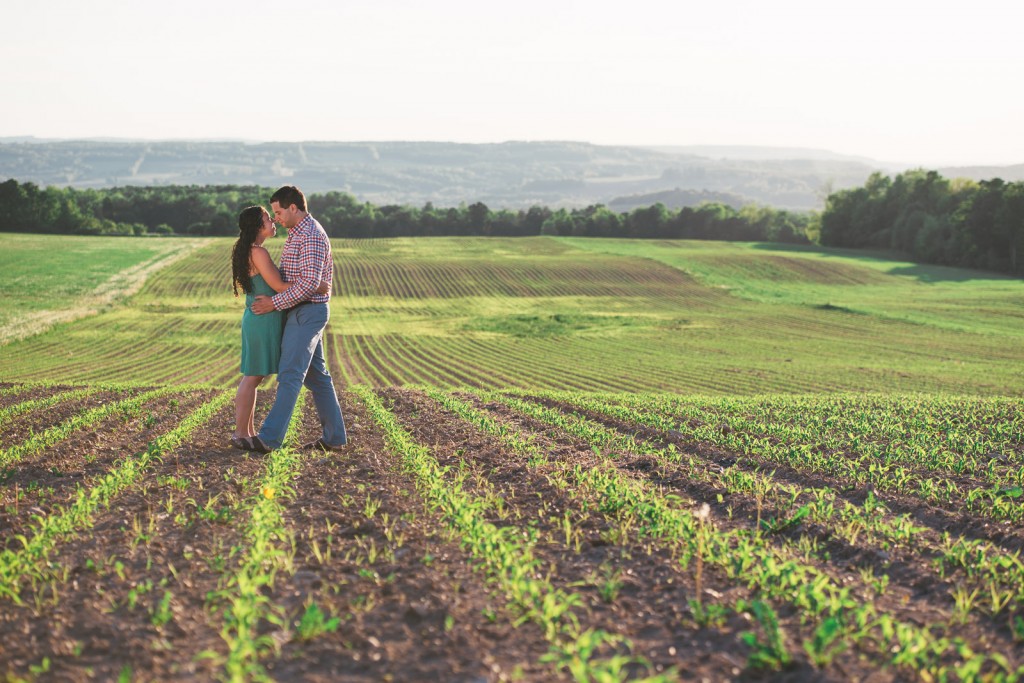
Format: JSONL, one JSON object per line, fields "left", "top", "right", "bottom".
{"left": 0, "top": 179, "right": 812, "bottom": 243}
{"left": 2, "top": 172, "right": 1021, "bottom": 274}
{"left": 820, "top": 170, "right": 1024, "bottom": 274}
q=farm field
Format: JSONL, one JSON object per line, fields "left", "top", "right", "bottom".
{"left": 1, "top": 234, "right": 1024, "bottom": 681}
{"left": 562, "top": 238, "right": 1024, "bottom": 338}
{"left": 0, "top": 383, "right": 1023, "bottom": 680}
{"left": 0, "top": 234, "right": 203, "bottom": 345}
{"left": 0, "top": 236, "right": 1022, "bottom": 394}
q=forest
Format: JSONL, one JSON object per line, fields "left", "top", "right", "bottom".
{"left": 820, "top": 170, "right": 1024, "bottom": 273}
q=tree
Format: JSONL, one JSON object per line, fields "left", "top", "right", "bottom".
{"left": 349, "top": 203, "right": 378, "bottom": 239}
{"left": 1000, "top": 182, "right": 1024, "bottom": 272}
{"left": 467, "top": 202, "right": 490, "bottom": 233}
{"left": 627, "top": 203, "right": 669, "bottom": 238}
{"left": 587, "top": 206, "right": 621, "bottom": 238}
{"left": 521, "top": 206, "right": 550, "bottom": 235}
{"left": 540, "top": 209, "right": 574, "bottom": 236}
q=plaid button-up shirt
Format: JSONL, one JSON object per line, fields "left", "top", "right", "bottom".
{"left": 270, "top": 213, "right": 333, "bottom": 310}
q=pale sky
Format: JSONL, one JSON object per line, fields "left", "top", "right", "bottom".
{"left": 4, "top": 0, "right": 1023, "bottom": 166}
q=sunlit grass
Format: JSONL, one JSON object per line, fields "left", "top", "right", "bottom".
{"left": 0, "top": 235, "right": 1021, "bottom": 394}
{"left": 560, "top": 238, "right": 1024, "bottom": 337}
{"left": 0, "top": 233, "right": 204, "bottom": 340}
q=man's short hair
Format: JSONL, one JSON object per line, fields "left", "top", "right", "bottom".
{"left": 270, "top": 185, "right": 307, "bottom": 212}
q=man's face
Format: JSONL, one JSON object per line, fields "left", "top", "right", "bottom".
{"left": 271, "top": 201, "right": 299, "bottom": 229}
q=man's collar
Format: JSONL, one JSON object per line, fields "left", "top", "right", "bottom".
{"left": 287, "top": 213, "right": 313, "bottom": 233}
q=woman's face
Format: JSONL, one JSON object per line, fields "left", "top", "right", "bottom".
{"left": 257, "top": 210, "right": 276, "bottom": 242}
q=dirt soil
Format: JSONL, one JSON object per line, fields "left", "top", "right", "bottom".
{"left": 0, "top": 384, "right": 1021, "bottom": 681}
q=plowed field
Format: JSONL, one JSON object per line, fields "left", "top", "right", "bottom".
{"left": 2, "top": 383, "right": 1022, "bottom": 681}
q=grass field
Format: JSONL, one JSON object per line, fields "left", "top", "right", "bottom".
{"left": 0, "top": 234, "right": 203, "bottom": 344}
{"left": 0, "top": 235, "right": 1022, "bottom": 394}
{"left": 563, "top": 238, "right": 1024, "bottom": 337}
{"left": 1, "top": 234, "right": 1023, "bottom": 681}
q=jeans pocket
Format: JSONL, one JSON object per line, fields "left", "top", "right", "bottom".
{"left": 295, "top": 303, "right": 328, "bottom": 330}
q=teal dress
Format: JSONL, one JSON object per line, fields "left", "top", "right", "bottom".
{"left": 240, "top": 275, "right": 285, "bottom": 376}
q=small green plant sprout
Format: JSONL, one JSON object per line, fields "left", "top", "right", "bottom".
{"left": 29, "top": 657, "right": 51, "bottom": 675}
{"left": 739, "top": 600, "right": 792, "bottom": 672}
{"left": 363, "top": 494, "right": 381, "bottom": 519}
{"left": 951, "top": 585, "right": 980, "bottom": 625}
{"left": 760, "top": 504, "right": 811, "bottom": 535}
{"left": 803, "top": 616, "right": 849, "bottom": 668}
{"left": 693, "top": 502, "right": 710, "bottom": 609}
{"left": 586, "top": 563, "right": 624, "bottom": 604}
{"left": 296, "top": 602, "right": 341, "bottom": 641}
{"left": 1012, "top": 615, "right": 1024, "bottom": 643}
{"left": 689, "top": 599, "right": 730, "bottom": 628}
{"left": 150, "top": 590, "right": 174, "bottom": 627}
{"left": 541, "top": 629, "right": 652, "bottom": 682}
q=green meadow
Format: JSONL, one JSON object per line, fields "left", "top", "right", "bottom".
{"left": 0, "top": 233, "right": 203, "bottom": 343}
{"left": 564, "top": 238, "right": 1024, "bottom": 337}
{"left": 1, "top": 234, "right": 1021, "bottom": 395}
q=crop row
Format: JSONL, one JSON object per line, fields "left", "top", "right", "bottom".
{"left": 334, "top": 252, "right": 711, "bottom": 302}
{"left": 535, "top": 391, "right": 1024, "bottom": 600}
{"left": 0, "top": 390, "right": 233, "bottom": 602}
{"left": 1, "top": 313, "right": 239, "bottom": 387}
{"left": 327, "top": 333, "right": 838, "bottom": 394}
{"left": 355, "top": 385, "right": 681, "bottom": 681}
{"left": 133, "top": 237, "right": 713, "bottom": 305}
{"left": 134, "top": 241, "right": 229, "bottom": 301}
{"left": 500, "top": 391, "right": 1024, "bottom": 610}
{"left": 0, "top": 386, "right": 100, "bottom": 432}
{"left": 442, "top": 389, "right": 1023, "bottom": 678}
{"left": 211, "top": 392, "right": 308, "bottom": 681}
{"left": 621, "top": 392, "right": 1023, "bottom": 462}
{"left": 0, "top": 385, "right": 186, "bottom": 469}
{"left": 3, "top": 383, "right": 1023, "bottom": 679}
{"left": 595, "top": 392, "right": 1024, "bottom": 521}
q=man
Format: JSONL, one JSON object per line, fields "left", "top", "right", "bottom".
{"left": 248, "top": 185, "right": 347, "bottom": 453}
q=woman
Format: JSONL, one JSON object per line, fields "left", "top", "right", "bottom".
{"left": 230, "top": 205, "right": 329, "bottom": 450}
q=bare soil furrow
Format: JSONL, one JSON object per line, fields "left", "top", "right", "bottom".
{"left": 464, "top": 392, "right": 1024, "bottom": 674}
{"left": 0, "top": 393, "right": 266, "bottom": 681}
{"left": 0, "top": 389, "right": 137, "bottom": 454}
{"left": 0, "top": 384, "right": 78, "bottom": 413}
{"left": 385, "top": 388, "right": 791, "bottom": 681}
{"left": 542, "top": 395, "right": 1024, "bottom": 554}
{"left": 0, "top": 390, "right": 217, "bottom": 547}
{"left": 269, "top": 391, "right": 558, "bottom": 682}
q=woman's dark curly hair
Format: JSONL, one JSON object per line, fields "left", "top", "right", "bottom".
{"left": 231, "top": 206, "right": 267, "bottom": 297}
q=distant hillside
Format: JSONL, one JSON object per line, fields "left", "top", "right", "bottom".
{"left": 641, "top": 145, "right": 885, "bottom": 165}
{"left": 2, "top": 139, "right": 1014, "bottom": 211}
{"left": 608, "top": 188, "right": 749, "bottom": 211}
{"left": 936, "top": 164, "right": 1024, "bottom": 183}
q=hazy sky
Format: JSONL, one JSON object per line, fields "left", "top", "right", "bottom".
{"left": 4, "top": 0, "right": 1022, "bottom": 166}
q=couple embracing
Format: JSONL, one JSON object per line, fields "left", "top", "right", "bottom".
{"left": 229, "top": 185, "right": 347, "bottom": 454}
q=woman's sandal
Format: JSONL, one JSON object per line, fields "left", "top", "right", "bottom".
{"left": 230, "top": 436, "right": 253, "bottom": 451}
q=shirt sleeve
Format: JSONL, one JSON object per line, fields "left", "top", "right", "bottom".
{"left": 270, "top": 231, "right": 326, "bottom": 309}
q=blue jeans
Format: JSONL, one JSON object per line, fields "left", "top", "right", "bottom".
{"left": 259, "top": 303, "right": 347, "bottom": 449}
